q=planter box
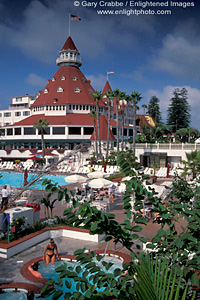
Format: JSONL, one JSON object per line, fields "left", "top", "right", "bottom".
{"left": 0, "top": 226, "right": 105, "bottom": 259}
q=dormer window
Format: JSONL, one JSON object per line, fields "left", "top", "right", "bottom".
{"left": 72, "top": 77, "right": 77, "bottom": 81}
{"left": 61, "top": 76, "right": 65, "bottom": 80}
{"left": 52, "top": 77, "right": 55, "bottom": 81}
{"left": 57, "top": 86, "right": 64, "bottom": 92}
{"left": 74, "top": 87, "right": 80, "bottom": 93}
{"left": 44, "top": 88, "right": 48, "bottom": 94}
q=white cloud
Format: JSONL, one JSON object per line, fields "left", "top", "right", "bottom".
{"left": 86, "top": 74, "right": 106, "bottom": 90}
{"left": 25, "top": 73, "right": 47, "bottom": 87}
{"left": 145, "top": 85, "right": 200, "bottom": 129}
{"left": 150, "top": 20, "right": 200, "bottom": 81}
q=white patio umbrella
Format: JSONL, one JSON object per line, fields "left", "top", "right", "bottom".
{"left": 87, "top": 171, "right": 107, "bottom": 179}
{"left": 88, "top": 178, "right": 113, "bottom": 189}
{"left": 122, "top": 176, "right": 132, "bottom": 182}
{"left": 64, "top": 174, "right": 87, "bottom": 183}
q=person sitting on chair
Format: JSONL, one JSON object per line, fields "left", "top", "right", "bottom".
{"left": 43, "top": 238, "right": 58, "bottom": 264}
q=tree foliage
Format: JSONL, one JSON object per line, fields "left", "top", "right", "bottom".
{"left": 182, "top": 150, "right": 200, "bottom": 179}
{"left": 131, "top": 91, "right": 143, "bottom": 155}
{"left": 92, "top": 91, "right": 103, "bottom": 159}
{"left": 175, "top": 127, "right": 200, "bottom": 143}
{"left": 167, "top": 88, "right": 191, "bottom": 132}
{"left": 147, "top": 96, "right": 162, "bottom": 124}
{"left": 40, "top": 151, "right": 199, "bottom": 299}
{"left": 33, "top": 118, "right": 49, "bottom": 160}
{"left": 142, "top": 124, "right": 171, "bottom": 143}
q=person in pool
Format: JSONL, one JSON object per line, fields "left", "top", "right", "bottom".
{"left": 28, "top": 262, "right": 43, "bottom": 279}
{"left": 43, "top": 238, "right": 59, "bottom": 264}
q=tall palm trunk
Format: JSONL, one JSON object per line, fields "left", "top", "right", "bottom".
{"left": 133, "top": 101, "right": 136, "bottom": 155}
{"left": 106, "top": 102, "right": 111, "bottom": 158}
{"left": 121, "top": 102, "right": 125, "bottom": 151}
{"left": 116, "top": 97, "right": 120, "bottom": 152}
{"left": 93, "top": 118, "right": 98, "bottom": 158}
{"left": 96, "top": 103, "right": 102, "bottom": 159}
{"left": 41, "top": 128, "right": 45, "bottom": 160}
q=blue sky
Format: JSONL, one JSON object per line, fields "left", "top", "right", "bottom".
{"left": 1, "top": 0, "right": 200, "bottom": 128}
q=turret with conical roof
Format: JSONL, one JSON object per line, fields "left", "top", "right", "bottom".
{"left": 102, "top": 80, "right": 112, "bottom": 95}
{"left": 56, "top": 36, "right": 82, "bottom": 67}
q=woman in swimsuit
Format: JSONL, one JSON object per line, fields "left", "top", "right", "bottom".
{"left": 43, "top": 238, "right": 58, "bottom": 264}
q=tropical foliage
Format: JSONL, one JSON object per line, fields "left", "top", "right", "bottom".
{"left": 105, "top": 90, "right": 114, "bottom": 158}
{"left": 33, "top": 118, "right": 49, "bottom": 160}
{"left": 181, "top": 150, "right": 200, "bottom": 179}
{"left": 40, "top": 150, "right": 199, "bottom": 299}
{"left": 141, "top": 124, "right": 171, "bottom": 143}
{"left": 90, "top": 110, "right": 98, "bottom": 159}
{"left": 113, "top": 88, "right": 121, "bottom": 153}
{"left": 175, "top": 127, "right": 199, "bottom": 143}
{"left": 92, "top": 91, "right": 103, "bottom": 159}
{"left": 131, "top": 91, "right": 143, "bottom": 155}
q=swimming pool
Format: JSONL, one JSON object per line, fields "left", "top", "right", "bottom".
{"left": 0, "top": 256, "right": 123, "bottom": 300}
{"left": 0, "top": 291, "right": 27, "bottom": 300}
{"left": 0, "top": 291, "right": 44, "bottom": 300}
{"left": 0, "top": 172, "right": 71, "bottom": 190}
{"left": 38, "top": 256, "right": 123, "bottom": 299}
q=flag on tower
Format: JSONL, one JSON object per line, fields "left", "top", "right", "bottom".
{"left": 71, "top": 14, "right": 81, "bottom": 21}
{"left": 107, "top": 72, "right": 114, "bottom": 74}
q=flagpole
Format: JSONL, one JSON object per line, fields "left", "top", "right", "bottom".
{"left": 69, "top": 12, "right": 71, "bottom": 36}
{"left": 106, "top": 71, "right": 114, "bottom": 81}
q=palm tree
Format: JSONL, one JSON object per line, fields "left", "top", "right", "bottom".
{"left": 49, "top": 198, "right": 57, "bottom": 219}
{"left": 182, "top": 150, "right": 200, "bottom": 180}
{"left": 113, "top": 88, "right": 121, "bottom": 152}
{"left": 33, "top": 118, "right": 49, "bottom": 160}
{"left": 131, "top": 253, "right": 195, "bottom": 300}
{"left": 40, "top": 195, "right": 50, "bottom": 219}
{"left": 120, "top": 93, "right": 129, "bottom": 151}
{"left": 92, "top": 91, "right": 103, "bottom": 159}
{"left": 89, "top": 110, "right": 98, "bottom": 159}
{"left": 142, "top": 104, "right": 147, "bottom": 128}
{"left": 105, "top": 90, "right": 114, "bottom": 158}
{"left": 131, "top": 91, "right": 143, "bottom": 155}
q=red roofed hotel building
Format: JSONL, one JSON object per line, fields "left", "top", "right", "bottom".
{"left": 0, "top": 36, "right": 149, "bottom": 151}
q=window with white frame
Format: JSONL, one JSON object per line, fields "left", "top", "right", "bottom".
{"left": 44, "top": 88, "right": 48, "bottom": 94}
{"left": 57, "top": 86, "right": 64, "bottom": 92}
{"left": 4, "top": 112, "right": 11, "bottom": 117}
{"left": 15, "top": 112, "right": 21, "bottom": 117}
{"left": 61, "top": 76, "right": 65, "bottom": 80}
{"left": 74, "top": 87, "right": 80, "bottom": 93}
{"left": 23, "top": 111, "right": 30, "bottom": 116}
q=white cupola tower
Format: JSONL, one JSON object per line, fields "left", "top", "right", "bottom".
{"left": 56, "top": 36, "right": 82, "bottom": 68}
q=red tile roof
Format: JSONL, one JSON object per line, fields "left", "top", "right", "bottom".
{"left": 90, "top": 115, "right": 116, "bottom": 141}
{"left": 102, "top": 81, "right": 112, "bottom": 95}
{"left": 61, "top": 36, "right": 77, "bottom": 51}
{"left": 31, "top": 66, "right": 106, "bottom": 107}
{"left": 9, "top": 113, "right": 116, "bottom": 127}
{"left": 9, "top": 114, "right": 116, "bottom": 141}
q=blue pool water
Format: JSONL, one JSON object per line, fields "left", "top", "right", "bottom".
{"left": 0, "top": 292, "right": 27, "bottom": 300}
{"left": 0, "top": 172, "right": 71, "bottom": 190}
{"left": 38, "top": 258, "right": 123, "bottom": 299}
{"left": 0, "top": 258, "right": 123, "bottom": 300}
